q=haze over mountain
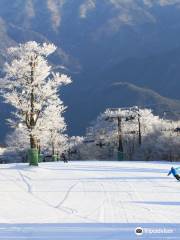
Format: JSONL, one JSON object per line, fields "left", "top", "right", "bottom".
{"left": 0, "top": 0, "right": 180, "bottom": 138}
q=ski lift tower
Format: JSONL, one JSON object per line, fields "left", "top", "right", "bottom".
{"left": 105, "top": 108, "right": 129, "bottom": 161}
{"left": 105, "top": 107, "right": 140, "bottom": 160}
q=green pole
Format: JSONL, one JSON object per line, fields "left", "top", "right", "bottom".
{"left": 117, "top": 151, "right": 124, "bottom": 161}
{"left": 38, "top": 153, "right": 43, "bottom": 163}
{"left": 57, "top": 154, "right": 60, "bottom": 161}
{"left": 52, "top": 155, "right": 57, "bottom": 161}
{"left": 28, "top": 148, "right": 39, "bottom": 166}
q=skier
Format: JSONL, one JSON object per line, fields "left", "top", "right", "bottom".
{"left": 168, "top": 167, "right": 180, "bottom": 181}
{"left": 61, "top": 153, "right": 68, "bottom": 163}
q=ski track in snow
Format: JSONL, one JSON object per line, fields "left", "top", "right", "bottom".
{"left": 0, "top": 161, "right": 179, "bottom": 239}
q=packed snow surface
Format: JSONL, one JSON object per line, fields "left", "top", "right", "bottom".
{"left": 0, "top": 161, "right": 179, "bottom": 239}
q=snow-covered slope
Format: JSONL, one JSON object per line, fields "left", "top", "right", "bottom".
{"left": 0, "top": 161, "right": 180, "bottom": 239}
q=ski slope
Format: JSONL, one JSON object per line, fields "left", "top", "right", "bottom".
{"left": 0, "top": 161, "right": 179, "bottom": 239}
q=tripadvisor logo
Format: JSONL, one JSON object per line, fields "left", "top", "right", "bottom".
{"left": 135, "top": 227, "right": 143, "bottom": 236}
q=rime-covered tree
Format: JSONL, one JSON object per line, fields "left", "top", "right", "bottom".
{"left": 37, "top": 99, "right": 68, "bottom": 158}
{"left": 1, "top": 41, "right": 71, "bottom": 165}
{"left": 83, "top": 107, "right": 180, "bottom": 161}
{"left": 6, "top": 125, "right": 29, "bottom": 151}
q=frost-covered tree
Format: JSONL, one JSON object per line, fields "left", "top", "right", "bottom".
{"left": 6, "top": 126, "right": 29, "bottom": 151}
{"left": 82, "top": 107, "right": 180, "bottom": 161}
{"left": 37, "top": 99, "right": 68, "bottom": 158}
{"left": 1, "top": 41, "right": 71, "bottom": 165}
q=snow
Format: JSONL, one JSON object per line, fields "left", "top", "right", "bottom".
{"left": 0, "top": 160, "right": 180, "bottom": 239}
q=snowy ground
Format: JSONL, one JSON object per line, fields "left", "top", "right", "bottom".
{"left": 0, "top": 161, "right": 180, "bottom": 239}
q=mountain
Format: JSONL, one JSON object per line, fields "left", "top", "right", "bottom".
{"left": 98, "top": 47, "right": 180, "bottom": 100}
{"left": 62, "top": 82, "right": 180, "bottom": 134}
{"left": 0, "top": 0, "right": 180, "bottom": 138}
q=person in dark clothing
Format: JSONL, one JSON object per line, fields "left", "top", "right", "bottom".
{"left": 61, "top": 153, "right": 68, "bottom": 163}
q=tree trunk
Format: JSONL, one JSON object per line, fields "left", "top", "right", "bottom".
{"left": 138, "top": 115, "right": 142, "bottom": 146}
{"left": 30, "top": 134, "right": 37, "bottom": 149}
{"left": 52, "top": 141, "right": 55, "bottom": 156}
{"left": 118, "top": 116, "right": 123, "bottom": 152}
{"left": 28, "top": 134, "right": 38, "bottom": 166}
